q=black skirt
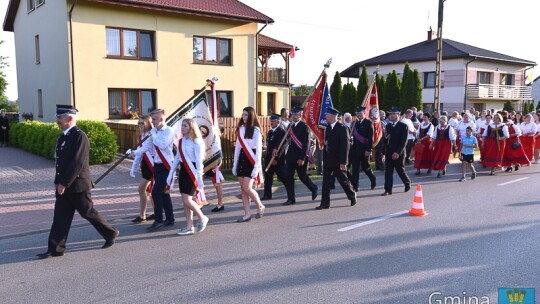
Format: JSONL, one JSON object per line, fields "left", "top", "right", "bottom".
{"left": 178, "top": 162, "right": 197, "bottom": 196}
{"left": 237, "top": 149, "right": 255, "bottom": 178}
{"left": 140, "top": 159, "right": 153, "bottom": 181}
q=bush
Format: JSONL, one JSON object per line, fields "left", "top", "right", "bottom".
{"left": 9, "top": 120, "right": 118, "bottom": 165}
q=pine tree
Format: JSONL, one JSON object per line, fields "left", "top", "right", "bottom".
{"left": 529, "top": 100, "right": 535, "bottom": 113}
{"left": 356, "top": 65, "right": 369, "bottom": 106}
{"left": 330, "top": 71, "right": 342, "bottom": 111}
{"left": 503, "top": 101, "right": 514, "bottom": 112}
{"left": 383, "top": 70, "right": 401, "bottom": 111}
{"left": 412, "top": 69, "right": 423, "bottom": 110}
{"left": 376, "top": 74, "right": 385, "bottom": 111}
{"left": 536, "top": 100, "right": 540, "bottom": 111}
{"left": 400, "top": 64, "right": 415, "bottom": 110}
{"left": 341, "top": 82, "right": 357, "bottom": 114}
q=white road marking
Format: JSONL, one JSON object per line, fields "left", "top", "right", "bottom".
{"left": 497, "top": 177, "right": 528, "bottom": 186}
{"left": 338, "top": 210, "right": 409, "bottom": 232}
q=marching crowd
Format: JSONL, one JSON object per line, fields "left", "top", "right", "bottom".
{"left": 36, "top": 103, "right": 540, "bottom": 259}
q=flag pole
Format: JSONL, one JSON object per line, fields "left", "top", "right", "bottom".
{"left": 361, "top": 74, "right": 377, "bottom": 108}
{"left": 265, "top": 58, "right": 332, "bottom": 172}
{"left": 92, "top": 80, "right": 214, "bottom": 187}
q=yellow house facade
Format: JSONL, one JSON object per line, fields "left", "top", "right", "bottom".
{"left": 4, "top": 0, "right": 294, "bottom": 123}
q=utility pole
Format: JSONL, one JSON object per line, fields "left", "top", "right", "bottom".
{"left": 434, "top": 0, "right": 445, "bottom": 112}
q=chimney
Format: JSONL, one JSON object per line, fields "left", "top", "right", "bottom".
{"left": 427, "top": 27, "right": 437, "bottom": 41}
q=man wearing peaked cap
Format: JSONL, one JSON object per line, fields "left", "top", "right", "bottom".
{"left": 283, "top": 104, "right": 318, "bottom": 205}
{"left": 261, "top": 114, "right": 287, "bottom": 200}
{"left": 349, "top": 105, "right": 376, "bottom": 192}
{"left": 37, "top": 105, "right": 118, "bottom": 259}
{"left": 317, "top": 105, "right": 356, "bottom": 209}
{"left": 381, "top": 106, "right": 411, "bottom": 196}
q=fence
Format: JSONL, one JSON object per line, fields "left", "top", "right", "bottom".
{"left": 106, "top": 116, "right": 272, "bottom": 170}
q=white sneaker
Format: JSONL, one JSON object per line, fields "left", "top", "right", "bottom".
{"left": 177, "top": 227, "right": 194, "bottom": 236}
{"left": 197, "top": 217, "right": 209, "bottom": 233}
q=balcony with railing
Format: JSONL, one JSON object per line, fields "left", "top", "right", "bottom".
{"left": 257, "top": 67, "right": 288, "bottom": 85}
{"left": 466, "top": 84, "right": 532, "bottom": 100}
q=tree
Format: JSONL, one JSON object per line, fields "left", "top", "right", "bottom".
{"left": 412, "top": 69, "right": 423, "bottom": 110}
{"left": 292, "top": 84, "right": 312, "bottom": 96}
{"left": 340, "top": 82, "right": 357, "bottom": 114}
{"left": 330, "top": 71, "right": 342, "bottom": 111}
{"left": 356, "top": 65, "right": 369, "bottom": 106}
{"left": 400, "top": 63, "right": 414, "bottom": 110}
{"left": 529, "top": 100, "right": 535, "bottom": 113}
{"left": 536, "top": 100, "right": 540, "bottom": 111}
{"left": 503, "top": 101, "right": 514, "bottom": 112}
{"left": 383, "top": 70, "right": 401, "bottom": 111}
{"left": 0, "top": 40, "right": 9, "bottom": 105}
{"left": 376, "top": 74, "right": 386, "bottom": 110}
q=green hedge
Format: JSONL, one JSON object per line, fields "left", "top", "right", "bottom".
{"left": 9, "top": 120, "right": 118, "bottom": 165}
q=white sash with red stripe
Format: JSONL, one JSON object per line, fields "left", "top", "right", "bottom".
{"left": 179, "top": 138, "right": 206, "bottom": 202}
{"left": 236, "top": 128, "right": 263, "bottom": 187}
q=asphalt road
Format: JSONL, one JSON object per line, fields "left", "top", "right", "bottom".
{"left": 1, "top": 148, "right": 539, "bottom": 303}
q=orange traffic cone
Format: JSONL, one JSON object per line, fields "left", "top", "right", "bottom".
{"left": 409, "top": 184, "right": 428, "bottom": 216}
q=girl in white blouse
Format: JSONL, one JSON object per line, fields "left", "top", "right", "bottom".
{"left": 233, "top": 106, "right": 265, "bottom": 222}
{"left": 168, "top": 118, "right": 208, "bottom": 236}
{"left": 519, "top": 114, "right": 537, "bottom": 163}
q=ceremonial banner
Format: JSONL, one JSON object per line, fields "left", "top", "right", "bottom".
{"left": 302, "top": 73, "right": 327, "bottom": 149}
{"left": 363, "top": 79, "right": 383, "bottom": 147}
{"left": 167, "top": 91, "right": 222, "bottom": 172}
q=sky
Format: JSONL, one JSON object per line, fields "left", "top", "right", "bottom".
{"left": 1, "top": 0, "right": 538, "bottom": 101}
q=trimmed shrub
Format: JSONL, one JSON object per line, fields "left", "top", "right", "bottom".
{"left": 9, "top": 120, "right": 118, "bottom": 165}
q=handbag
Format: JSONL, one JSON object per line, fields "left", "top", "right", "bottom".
{"left": 511, "top": 141, "right": 521, "bottom": 150}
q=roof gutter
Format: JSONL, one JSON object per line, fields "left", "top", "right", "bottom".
{"left": 463, "top": 56, "right": 477, "bottom": 111}
{"left": 68, "top": 0, "right": 78, "bottom": 108}
{"left": 254, "top": 21, "right": 268, "bottom": 110}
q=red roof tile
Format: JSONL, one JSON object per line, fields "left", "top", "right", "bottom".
{"left": 4, "top": 0, "right": 273, "bottom": 31}
{"left": 258, "top": 34, "right": 293, "bottom": 51}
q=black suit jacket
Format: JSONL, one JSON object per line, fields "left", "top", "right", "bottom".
{"left": 54, "top": 126, "right": 93, "bottom": 193}
{"left": 285, "top": 121, "right": 309, "bottom": 163}
{"left": 265, "top": 126, "right": 286, "bottom": 166}
{"left": 384, "top": 121, "right": 408, "bottom": 157}
{"left": 350, "top": 119, "right": 374, "bottom": 155}
{"left": 323, "top": 121, "right": 350, "bottom": 168}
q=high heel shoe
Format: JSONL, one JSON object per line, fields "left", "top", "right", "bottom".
{"left": 255, "top": 206, "right": 265, "bottom": 219}
{"left": 505, "top": 166, "right": 513, "bottom": 173}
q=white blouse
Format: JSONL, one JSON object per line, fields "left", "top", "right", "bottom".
{"left": 456, "top": 121, "right": 477, "bottom": 137}
{"left": 416, "top": 122, "right": 434, "bottom": 138}
{"left": 482, "top": 123, "right": 509, "bottom": 138}
{"left": 233, "top": 125, "right": 262, "bottom": 170}
{"left": 171, "top": 137, "right": 205, "bottom": 188}
{"left": 431, "top": 125, "right": 456, "bottom": 140}
{"left": 135, "top": 125, "right": 176, "bottom": 165}
{"left": 520, "top": 122, "right": 537, "bottom": 136}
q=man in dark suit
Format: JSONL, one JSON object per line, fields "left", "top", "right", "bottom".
{"left": 0, "top": 109, "right": 9, "bottom": 147}
{"left": 317, "top": 107, "right": 356, "bottom": 209}
{"left": 381, "top": 107, "right": 411, "bottom": 196}
{"left": 349, "top": 106, "right": 376, "bottom": 191}
{"left": 283, "top": 106, "right": 318, "bottom": 205}
{"left": 261, "top": 114, "right": 287, "bottom": 200}
{"left": 37, "top": 105, "right": 118, "bottom": 259}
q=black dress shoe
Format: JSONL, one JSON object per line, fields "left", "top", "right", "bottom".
{"left": 381, "top": 192, "right": 392, "bottom": 196}
{"left": 315, "top": 205, "right": 329, "bottom": 210}
{"left": 146, "top": 214, "right": 155, "bottom": 220}
{"left": 283, "top": 200, "right": 296, "bottom": 206}
{"left": 370, "top": 176, "right": 376, "bottom": 190}
{"left": 211, "top": 206, "right": 224, "bottom": 212}
{"left": 147, "top": 221, "right": 165, "bottom": 232}
{"left": 36, "top": 251, "right": 64, "bottom": 259}
{"left": 102, "top": 228, "right": 119, "bottom": 249}
{"left": 163, "top": 220, "right": 175, "bottom": 226}
{"left": 404, "top": 183, "right": 411, "bottom": 192}
{"left": 311, "top": 186, "right": 318, "bottom": 200}
{"left": 350, "top": 196, "right": 357, "bottom": 206}
{"left": 260, "top": 196, "right": 272, "bottom": 201}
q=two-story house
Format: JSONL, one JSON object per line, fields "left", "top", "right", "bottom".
{"left": 341, "top": 30, "right": 536, "bottom": 113}
{"left": 3, "top": 0, "right": 294, "bottom": 122}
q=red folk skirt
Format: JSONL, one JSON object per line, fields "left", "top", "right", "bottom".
{"left": 431, "top": 139, "right": 451, "bottom": 170}
{"left": 476, "top": 135, "right": 485, "bottom": 160}
{"left": 520, "top": 135, "right": 535, "bottom": 162}
{"left": 414, "top": 137, "right": 433, "bottom": 169}
{"left": 535, "top": 134, "right": 540, "bottom": 149}
{"left": 502, "top": 137, "right": 530, "bottom": 166}
{"left": 482, "top": 138, "right": 506, "bottom": 168}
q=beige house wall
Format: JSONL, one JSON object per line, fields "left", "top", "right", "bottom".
{"left": 71, "top": 2, "right": 259, "bottom": 122}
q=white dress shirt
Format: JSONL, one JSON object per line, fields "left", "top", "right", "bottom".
{"left": 171, "top": 137, "right": 205, "bottom": 188}
{"left": 233, "top": 125, "right": 262, "bottom": 172}
{"left": 134, "top": 125, "right": 176, "bottom": 165}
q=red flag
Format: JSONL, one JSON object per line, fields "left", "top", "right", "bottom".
{"left": 364, "top": 81, "right": 383, "bottom": 147}
{"left": 302, "top": 74, "right": 327, "bottom": 148}
{"left": 290, "top": 46, "right": 295, "bottom": 59}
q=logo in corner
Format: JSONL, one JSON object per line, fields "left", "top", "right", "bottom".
{"left": 498, "top": 288, "right": 535, "bottom": 304}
